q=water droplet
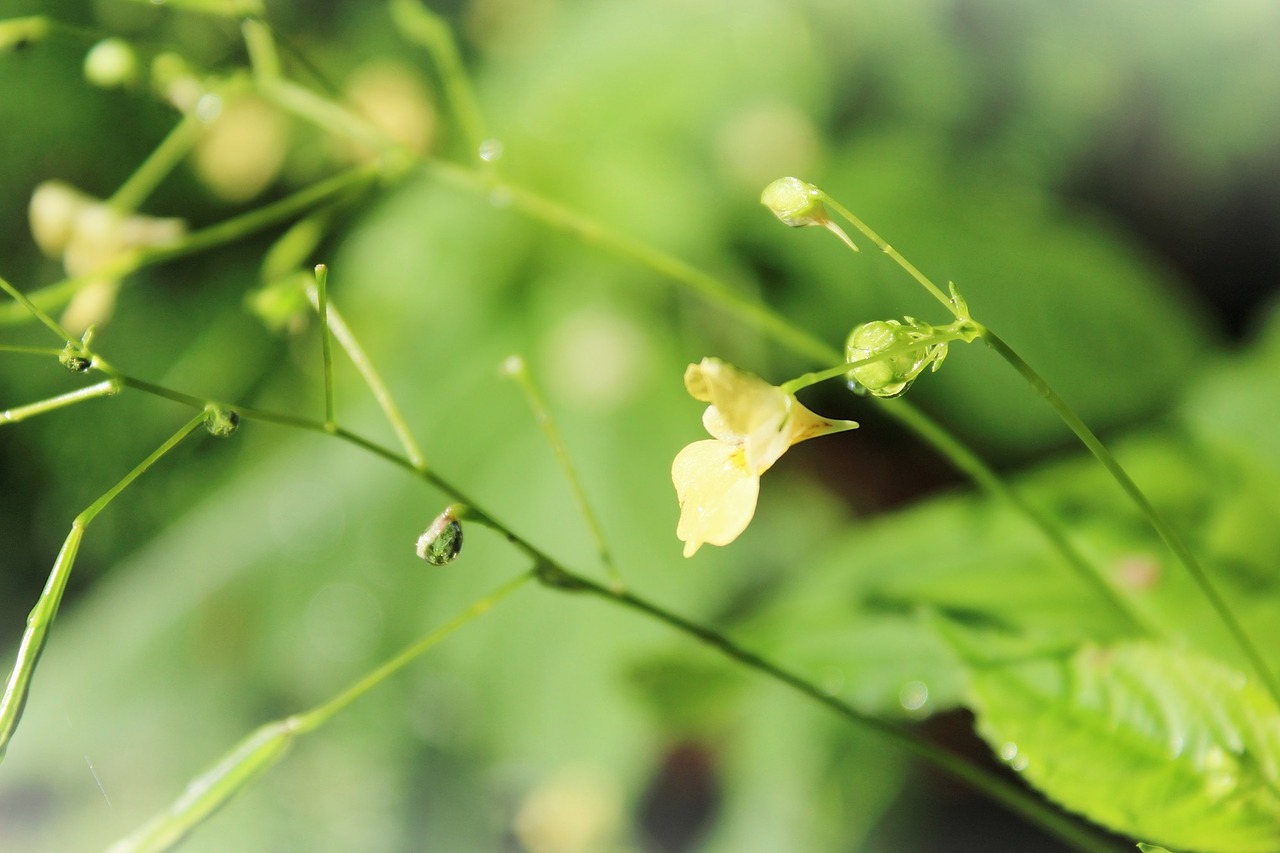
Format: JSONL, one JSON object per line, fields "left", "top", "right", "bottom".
{"left": 998, "top": 742, "right": 1019, "bottom": 762}
{"left": 59, "top": 344, "right": 91, "bottom": 373}
{"left": 204, "top": 406, "right": 240, "bottom": 438}
{"left": 417, "top": 508, "right": 463, "bottom": 565}
{"left": 478, "top": 138, "right": 504, "bottom": 162}
{"left": 898, "top": 680, "right": 929, "bottom": 712}
{"left": 488, "top": 186, "right": 512, "bottom": 208}
{"left": 195, "top": 93, "right": 223, "bottom": 123}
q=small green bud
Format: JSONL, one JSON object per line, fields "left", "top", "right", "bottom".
{"left": 760, "top": 176, "right": 829, "bottom": 228}
{"left": 204, "top": 406, "right": 241, "bottom": 438}
{"left": 84, "top": 38, "right": 138, "bottom": 89}
{"left": 846, "top": 319, "right": 948, "bottom": 399}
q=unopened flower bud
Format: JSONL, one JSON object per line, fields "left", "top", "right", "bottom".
{"left": 84, "top": 38, "right": 138, "bottom": 89}
{"left": 29, "top": 181, "right": 92, "bottom": 257}
{"left": 760, "top": 176, "right": 829, "bottom": 228}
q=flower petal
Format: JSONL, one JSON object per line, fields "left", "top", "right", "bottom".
{"left": 672, "top": 439, "right": 760, "bottom": 557}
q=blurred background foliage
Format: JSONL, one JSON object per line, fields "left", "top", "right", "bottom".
{"left": 1, "top": 0, "right": 1279, "bottom": 850}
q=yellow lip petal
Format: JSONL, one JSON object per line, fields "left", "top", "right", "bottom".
{"left": 672, "top": 439, "right": 760, "bottom": 557}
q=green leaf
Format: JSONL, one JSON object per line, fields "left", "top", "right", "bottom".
{"left": 967, "top": 642, "right": 1280, "bottom": 853}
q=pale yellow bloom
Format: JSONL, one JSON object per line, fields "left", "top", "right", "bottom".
{"left": 673, "top": 358, "right": 857, "bottom": 557}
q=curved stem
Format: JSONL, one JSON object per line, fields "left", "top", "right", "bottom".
{"left": 106, "top": 571, "right": 529, "bottom": 853}
{"left": 819, "top": 192, "right": 959, "bottom": 317}
{"left": 981, "top": 329, "right": 1278, "bottom": 699}
{"left": 533, "top": 562, "right": 1126, "bottom": 853}
{"left": 83, "top": 363, "right": 1120, "bottom": 850}
{"left": 0, "top": 412, "right": 206, "bottom": 761}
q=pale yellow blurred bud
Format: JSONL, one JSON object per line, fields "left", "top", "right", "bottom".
{"left": 193, "top": 96, "right": 289, "bottom": 202}
{"left": 513, "top": 766, "right": 621, "bottom": 853}
{"left": 63, "top": 204, "right": 184, "bottom": 275}
{"left": 61, "top": 279, "right": 121, "bottom": 336}
{"left": 344, "top": 60, "right": 436, "bottom": 155}
{"left": 84, "top": 38, "right": 139, "bottom": 89}
{"left": 29, "top": 181, "right": 94, "bottom": 257}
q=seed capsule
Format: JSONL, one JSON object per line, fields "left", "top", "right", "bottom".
{"left": 416, "top": 508, "right": 463, "bottom": 566}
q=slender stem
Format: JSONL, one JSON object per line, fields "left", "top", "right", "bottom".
{"left": 0, "top": 412, "right": 205, "bottom": 760}
{"left": 106, "top": 571, "right": 529, "bottom": 853}
{"left": 429, "top": 161, "right": 836, "bottom": 365}
{"left": 501, "top": 355, "right": 623, "bottom": 591}
{"left": 294, "top": 570, "right": 532, "bottom": 731}
{"left": 0, "top": 163, "right": 381, "bottom": 326}
{"left": 312, "top": 264, "right": 336, "bottom": 430}
{"left": 532, "top": 563, "right": 1125, "bottom": 853}
{"left": 981, "top": 329, "right": 1278, "bottom": 697}
{"left": 389, "top": 0, "right": 489, "bottom": 159}
{"left": 883, "top": 399, "right": 1157, "bottom": 635}
{"left": 241, "top": 17, "right": 280, "bottom": 81}
{"left": 0, "top": 274, "right": 75, "bottom": 342}
{"left": 304, "top": 287, "right": 427, "bottom": 468}
{"left": 0, "top": 345, "right": 64, "bottom": 356}
{"left": 108, "top": 112, "right": 204, "bottom": 215}
{"left": 819, "top": 192, "right": 959, "bottom": 317}
{"left": 0, "top": 380, "right": 121, "bottom": 425}
{"left": 259, "top": 76, "right": 401, "bottom": 157}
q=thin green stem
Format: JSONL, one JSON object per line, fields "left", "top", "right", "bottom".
{"left": 981, "top": 329, "right": 1278, "bottom": 696}
{"left": 429, "top": 161, "right": 835, "bottom": 364}
{"left": 532, "top": 563, "right": 1125, "bottom": 853}
{"left": 389, "top": 0, "right": 489, "bottom": 159}
{"left": 501, "top": 355, "right": 623, "bottom": 591}
{"left": 882, "top": 399, "right": 1157, "bottom": 635}
{"left": 0, "top": 344, "right": 65, "bottom": 357}
{"left": 0, "top": 274, "right": 75, "bottom": 342}
{"left": 0, "top": 412, "right": 205, "bottom": 760}
{"left": 108, "top": 112, "right": 205, "bottom": 215}
{"left": 259, "top": 76, "right": 402, "bottom": 157}
{"left": 312, "top": 264, "right": 336, "bottom": 430}
{"left": 106, "top": 570, "right": 529, "bottom": 853}
{"left": 305, "top": 287, "right": 427, "bottom": 469}
{"left": 241, "top": 17, "right": 281, "bottom": 81}
{"left": 819, "top": 192, "right": 959, "bottom": 317}
{"left": 0, "top": 163, "right": 382, "bottom": 327}
{"left": 294, "top": 570, "right": 532, "bottom": 731}
{"left": 0, "top": 380, "right": 121, "bottom": 425}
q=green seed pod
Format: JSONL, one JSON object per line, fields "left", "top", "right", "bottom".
{"left": 845, "top": 319, "right": 947, "bottom": 399}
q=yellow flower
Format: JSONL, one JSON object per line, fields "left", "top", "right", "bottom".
{"left": 672, "top": 358, "right": 857, "bottom": 557}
